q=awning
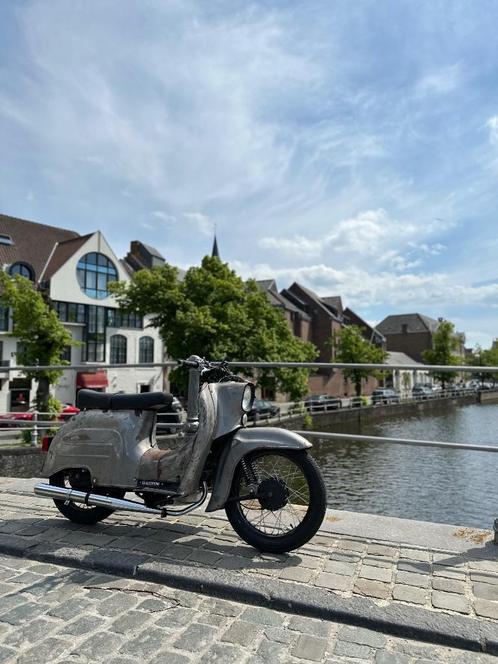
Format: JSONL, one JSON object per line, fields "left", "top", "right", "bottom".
{"left": 76, "top": 371, "right": 108, "bottom": 389}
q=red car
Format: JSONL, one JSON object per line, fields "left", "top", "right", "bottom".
{"left": 0, "top": 404, "right": 80, "bottom": 428}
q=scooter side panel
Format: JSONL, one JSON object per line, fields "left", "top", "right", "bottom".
{"left": 41, "top": 410, "right": 155, "bottom": 488}
{"left": 205, "top": 427, "right": 312, "bottom": 512}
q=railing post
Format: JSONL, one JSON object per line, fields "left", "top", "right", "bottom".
{"left": 31, "top": 410, "right": 38, "bottom": 447}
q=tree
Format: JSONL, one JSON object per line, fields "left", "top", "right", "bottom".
{"left": 331, "top": 325, "right": 387, "bottom": 396}
{"left": 110, "top": 256, "right": 317, "bottom": 399}
{"left": 469, "top": 344, "right": 498, "bottom": 386}
{"left": 422, "top": 319, "right": 460, "bottom": 388}
{"left": 0, "top": 272, "right": 75, "bottom": 414}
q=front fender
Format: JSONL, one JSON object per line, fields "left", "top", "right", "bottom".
{"left": 205, "top": 427, "right": 312, "bottom": 512}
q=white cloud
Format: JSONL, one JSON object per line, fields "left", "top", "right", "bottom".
{"left": 415, "top": 64, "right": 461, "bottom": 97}
{"left": 486, "top": 116, "right": 498, "bottom": 144}
{"left": 182, "top": 212, "right": 213, "bottom": 237}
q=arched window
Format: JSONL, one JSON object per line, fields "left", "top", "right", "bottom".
{"left": 76, "top": 252, "right": 118, "bottom": 299}
{"left": 110, "top": 334, "right": 127, "bottom": 365}
{"left": 139, "top": 336, "right": 154, "bottom": 364}
{"left": 9, "top": 262, "right": 34, "bottom": 281}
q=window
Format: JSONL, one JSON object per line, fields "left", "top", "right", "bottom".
{"left": 107, "top": 308, "right": 142, "bottom": 329}
{"left": 76, "top": 252, "right": 118, "bottom": 299}
{"left": 9, "top": 262, "right": 34, "bottom": 281}
{"left": 61, "top": 345, "right": 72, "bottom": 362}
{"left": 0, "top": 234, "right": 13, "bottom": 246}
{"left": 139, "top": 336, "right": 154, "bottom": 364}
{"left": 54, "top": 301, "right": 85, "bottom": 324}
{"left": 0, "top": 306, "right": 9, "bottom": 331}
{"left": 84, "top": 305, "right": 106, "bottom": 362}
{"left": 110, "top": 334, "right": 127, "bottom": 364}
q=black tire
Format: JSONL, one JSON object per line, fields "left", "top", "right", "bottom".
{"left": 225, "top": 449, "right": 326, "bottom": 553}
{"left": 49, "top": 470, "right": 126, "bottom": 525}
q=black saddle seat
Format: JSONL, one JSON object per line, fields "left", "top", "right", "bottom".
{"left": 77, "top": 389, "right": 174, "bottom": 412}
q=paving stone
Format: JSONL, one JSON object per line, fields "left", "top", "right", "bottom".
{"left": 122, "top": 627, "right": 174, "bottom": 656}
{"left": 221, "top": 619, "right": 263, "bottom": 646}
{"left": 431, "top": 576, "right": 465, "bottom": 594}
{"left": 288, "top": 615, "right": 331, "bottom": 638}
{"left": 328, "top": 550, "right": 361, "bottom": 563}
{"left": 201, "top": 598, "right": 241, "bottom": 617}
{"left": 135, "top": 597, "right": 176, "bottom": 613}
{"left": 399, "top": 548, "right": 430, "bottom": 562}
{"left": 201, "top": 642, "right": 247, "bottom": 664}
{"left": 324, "top": 559, "right": 356, "bottom": 575}
{"left": 0, "top": 601, "right": 49, "bottom": 625}
{"left": 0, "top": 645, "right": 16, "bottom": 664}
{"left": 111, "top": 610, "right": 153, "bottom": 633}
{"left": 155, "top": 651, "right": 191, "bottom": 664}
{"left": 432, "top": 566, "right": 466, "bottom": 581}
{"left": 315, "top": 571, "right": 354, "bottom": 592}
{"left": 397, "top": 560, "right": 431, "bottom": 574}
{"left": 75, "top": 631, "right": 124, "bottom": 658}
{"left": 354, "top": 578, "right": 391, "bottom": 599}
{"left": 48, "top": 597, "right": 93, "bottom": 619}
{"left": 187, "top": 548, "right": 223, "bottom": 565}
{"left": 174, "top": 623, "right": 218, "bottom": 651}
{"left": 367, "top": 544, "right": 397, "bottom": 557}
{"left": 296, "top": 555, "right": 323, "bottom": 569}
{"left": 62, "top": 615, "right": 103, "bottom": 636}
{"left": 336, "top": 538, "right": 366, "bottom": 552}
{"left": 241, "top": 606, "right": 286, "bottom": 626}
{"left": 264, "top": 626, "right": 294, "bottom": 644}
{"left": 431, "top": 591, "right": 470, "bottom": 614}
{"left": 339, "top": 625, "right": 386, "bottom": 648}
{"left": 155, "top": 606, "right": 198, "bottom": 628}
{"left": 278, "top": 566, "right": 313, "bottom": 583}
{"left": 293, "top": 634, "right": 328, "bottom": 661}
{"left": 395, "top": 571, "right": 430, "bottom": 587}
{"left": 359, "top": 564, "right": 392, "bottom": 583}
{"left": 334, "top": 640, "right": 372, "bottom": 659}
{"left": 474, "top": 598, "right": 498, "bottom": 619}
{"left": 375, "top": 652, "right": 411, "bottom": 664}
{"left": 18, "top": 637, "right": 69, "bottom": 664}
{"left": 3, "top": 618, "right": 54, "bottom": 647}
{"left": 473, "top": 581, "right": 498, "bottom": 601}
{"left": 469, "top": 570, "right": 498, "bottom": 584}
{"left": 363, "top": 556, "right": 395, "bottom": 568}
{"left": 392, "top": 584, "right": 428, "bottom": 605}
{"left": 256, "top": 638, "right": 290, "bottom": 662}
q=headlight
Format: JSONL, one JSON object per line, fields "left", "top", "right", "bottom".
{"left": 241, "top": 384, "right": 255, "bottom": 413}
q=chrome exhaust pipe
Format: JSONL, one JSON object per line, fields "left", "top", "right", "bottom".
{"left": 34, "top": 482, "right": 166, "bottom": 517}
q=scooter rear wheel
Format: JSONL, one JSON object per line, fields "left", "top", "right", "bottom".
{"left": 49, "top": 470, "right": 126, "bottom": 525}
{"left": 225, "top": 449, "right": 326, "bottom": 553}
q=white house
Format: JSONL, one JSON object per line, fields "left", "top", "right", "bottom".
{"left": 0, "top": 213, "right": 165, "bottom": 412}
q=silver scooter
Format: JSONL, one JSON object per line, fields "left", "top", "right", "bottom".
{"left": 34, "top": 356, "right": 326, "bottom": 553}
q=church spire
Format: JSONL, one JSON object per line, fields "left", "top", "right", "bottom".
{"left": 211, "top": 233, "right": 220, "bottom": 258}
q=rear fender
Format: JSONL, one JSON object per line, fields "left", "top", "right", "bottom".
{"left": 205, "top": 427, "right": 311, "bottom": 512}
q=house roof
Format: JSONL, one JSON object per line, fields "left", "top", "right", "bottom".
{"left": 256, "top": 280, "right": 310, "bottom": 319}
{"left": 322, "top": 296, "right": 343, "bottom": 315}
{"left": 140, "top": 242, "right": 165, "bottom": 260}
{"left": 386, "top": 351, "right": 423, "bottom": 366}
{"left": 288, "top": 282, "right": 342, "bottom": 322}
{"left": 377, "top": 313, "right": 440, "bottom": 335}
{"left": 344, "top": 307, "right": 386, "bottom": 343}
{"left": 41, "top": 234, "right": 93, "bottom": 281}
{"left": 0, "top": 213, "right": 79, "bottom": 282}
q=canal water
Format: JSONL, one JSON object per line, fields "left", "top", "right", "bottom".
{"left": 312, "top": 402, "right": 498, "bottom": 529}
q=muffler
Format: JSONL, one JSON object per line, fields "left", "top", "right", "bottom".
{"left": 34, "top": 482, "right": 166, "bottom": 517}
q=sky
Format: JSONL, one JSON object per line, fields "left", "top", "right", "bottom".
{"left": 1, "top": 1, "right": 498, "bottom": 348}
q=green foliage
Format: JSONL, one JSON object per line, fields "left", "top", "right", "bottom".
{"left": 331, "top": 325, "right": 387, "bottom": 396}
{"left": 0, "top": 273, "right": 75, "bottom": 412}
{"left": 422, "top": 320, "right": 460, "bottom": 388}
{"left": 468, "top": 344, "right": 498, "bottom": 385}
{"left": 110, "top": 256, "right": 317, "bottom": 399}
{"left": 301, "top": 412, "right": 313, "bottom": 430}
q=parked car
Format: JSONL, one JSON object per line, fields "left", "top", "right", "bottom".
{"left": 304, "top": 394, "right": 342, "bottom": 412}
{"left": 0, "top": 404, "right": 80, "bottom": 428}
{"left": 157, "top": 396, "right": 183, "bottom": 434}
{"left": 411, "top": 385, "right": 434, "bottom": 400}
{"left": 371, "top": 388, "right": 400, "bottom": 405}
{"left": 247, "top": 399, "right": 280, "bottom": 421}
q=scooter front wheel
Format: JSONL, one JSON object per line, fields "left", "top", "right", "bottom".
{"left": 225, "top": 449, "right": 326, "bottom": 553}
{"left": 50, "top": 470, "right": 126, "bottom": 525}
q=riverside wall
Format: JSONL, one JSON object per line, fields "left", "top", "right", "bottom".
{"left": 0, "top": 393, "right": 478, "bottom": 477}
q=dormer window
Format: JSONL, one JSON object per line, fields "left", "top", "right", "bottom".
{"left": 9, "top": 262, "right": 34, "bottom": 281}
{"left": 0, "top": 234, "right": 13, "bottom": 246}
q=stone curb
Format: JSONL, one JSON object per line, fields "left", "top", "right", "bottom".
{"left": 1, "top": 535, "right": 497, "bottom": 656}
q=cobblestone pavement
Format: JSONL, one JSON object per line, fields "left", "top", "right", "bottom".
{"left": 0, "top": 552, "right": 496, "bottom": 663}
{"left": 1, "top": 482, "right": 497, "bottom": 625}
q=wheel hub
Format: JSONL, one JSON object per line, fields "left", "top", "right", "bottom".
{"left": 257, "top": 477, "right": 289, "bottom": 511}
